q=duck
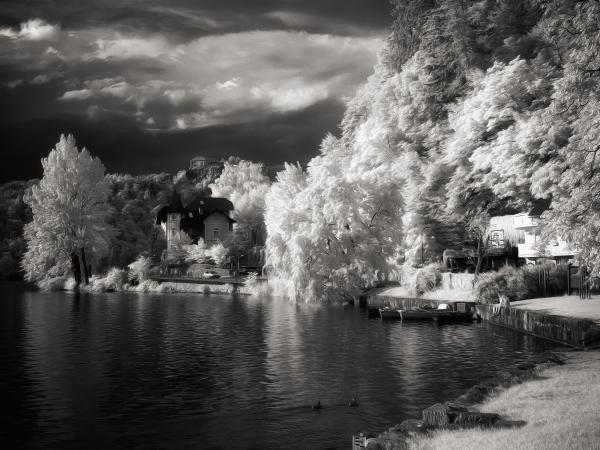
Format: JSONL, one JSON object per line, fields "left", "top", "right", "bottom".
{"left": 349, "top": 397, "right": 359, "bottom": 407}
{"left": 311, "top": 400, "right": 322, "bottom": 410}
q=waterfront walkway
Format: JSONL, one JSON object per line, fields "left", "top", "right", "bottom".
{"left": 512, "top": 295, "right": 600, "bottom": 325}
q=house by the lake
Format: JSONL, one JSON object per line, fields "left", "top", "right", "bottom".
{"left": 156, "top": 192, "right": 235, "bottom": 257}
{"left": 485, "top": 200, "right": 575, "bottom": 265}
{"left": 444, "top": 200, "right": 575, "bottom": 270}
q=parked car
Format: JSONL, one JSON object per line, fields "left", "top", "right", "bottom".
{"left": 203, "top": 270, "right": 220, "bottom": 279}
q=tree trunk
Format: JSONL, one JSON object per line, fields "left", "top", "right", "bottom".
{"left": 80, "top": 247, "right": 90, "bottom": 285}
{"left": 474, "top": 237, "right": 483, "bottom": 281}
{"left": 71, "top": 252, "right": 82, "bottom": 287}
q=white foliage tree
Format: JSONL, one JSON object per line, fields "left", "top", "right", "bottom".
{"left": 22, "top": 134, "right": 112, "bottom": 286}
{"left": 265, "top": 132, "right": 405, "bottom": 303}
{"left": 210, "top": 160, "right": 271, "bottom": 245}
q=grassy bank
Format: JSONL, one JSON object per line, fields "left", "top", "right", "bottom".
{"left": 408, "top": 351, "right": 600, "bottom": 450}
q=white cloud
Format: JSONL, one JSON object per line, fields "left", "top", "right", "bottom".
{"left": 30, "top": 74, "right": 51, "bottom": 85}
{"left": 56, "top": 30, "right": 381, "bottom": 129}
{"left": 60, "top": 89, "right": 94, "bottom": 100}
{"left": 0, "top": 18, "right": 60, "bottom": 41}
{"left": 45, "top": 46, "right": 65, "bottom": 60}
{"left": 4, "top": 79, "right": 24, "bottom": 89}
{"left": 216, "top": 77, "right": 241, "bottom": 90}
{"left": 91, "top": 34, "right": 179, "bottom": 60}
{"left": 250, "top": 84, "right": 330, "bottom": 112}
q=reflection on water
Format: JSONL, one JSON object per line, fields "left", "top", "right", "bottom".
{"left": 0, "top": 283, "right": 554, "bottom": 449}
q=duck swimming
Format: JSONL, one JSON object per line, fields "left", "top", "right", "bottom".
{"left": 349, "top": 397, "right": 359, "bottom": 407}
{"left": 311, "top": 400, "right": 322, "bottom": 410}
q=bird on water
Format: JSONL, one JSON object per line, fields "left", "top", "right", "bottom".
{"left": 311, "top": 400, "right": 322, "bottom": 410}
{"left": 349, "top": 397, "right": 359, "bottom": 407}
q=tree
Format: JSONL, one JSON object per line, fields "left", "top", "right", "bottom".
{"left": 22, "top": 134, "right": 113, "bottom": 287}
{"left": 264, "top": 133, "right": 405, "bottom": 303}
{"left": 210, "top": 160, "right": 271, "bottom": 246}
{"left": 104, "top": 173, "right": 172, "bottom": 268}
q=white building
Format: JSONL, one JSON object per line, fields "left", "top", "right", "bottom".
{"left": 512, "top": 212, "right": 575, "bottom": 264}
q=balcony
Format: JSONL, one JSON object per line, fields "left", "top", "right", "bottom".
{"left": 513, "top": 215, "right": 540, "bottom": 230}
{"left": 518, "top": 241, "right": 575, "bottom": 259}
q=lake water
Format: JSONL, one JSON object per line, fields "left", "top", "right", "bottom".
{"left": 0, "top": 283, "right": 555, "bottom": 449}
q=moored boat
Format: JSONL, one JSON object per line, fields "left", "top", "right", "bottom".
{"left": 395, "top": 308, "right": 475, "bottom": 323}
{"left": 433, "top": 311, "right": 474, "bottom": 323}
{"left": 379, "top": 308, "right": 401, "bottom": 320}
{"left": 397, "top": 308, "right": 436, "bottom": 321}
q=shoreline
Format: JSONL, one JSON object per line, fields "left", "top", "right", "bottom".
{"left": 366, "top": 290, "right": 600, "bottom": 349}
{"left": 360, "top": 349, "right": 600, "bottom": 450}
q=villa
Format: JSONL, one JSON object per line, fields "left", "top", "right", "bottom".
{"left": 156, "top": 192, "right": 235, "bottom": 257}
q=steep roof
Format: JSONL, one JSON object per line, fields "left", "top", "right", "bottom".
{"left": 157, "top": 192, "right": 184, "bottom": 214}
{"left": 186, "top": 196, "right": 233, "bottom": 213}
{"left": 156, "top": 193, "right": 234, "bottom": 224}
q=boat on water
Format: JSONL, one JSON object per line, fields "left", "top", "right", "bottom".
{"left": 379, "top": 305, "right": 474, "bottom": 323}
{"left": 378, "top": 308, "right": 401, "bottom": 320}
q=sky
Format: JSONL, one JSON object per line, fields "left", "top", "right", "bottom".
{"left": 0, "top": 0, "right": 392, "bottom": 182}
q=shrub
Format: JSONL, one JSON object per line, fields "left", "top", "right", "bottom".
{"left": 134, "top": 279, "right": 162, "bottom": 292}
{"left": 128, "top": 255, "right": 152, "bottom": 283}
{"left": 474, "top": 266, "right": 528, "bottom": 304}
{"left": 64, "top": 277, "right": 77, "bottom": 291}
{"left": 208, "top": 243, "right": 228, "bottom": 267}
{"left": 409, "top": 264, "right": 443, "bottom": 296}
{"left": 88, "top": 267, "right": 128, "bottom": 292}
{"left": 38, "top": 276, "right": 67, "bottom": 291}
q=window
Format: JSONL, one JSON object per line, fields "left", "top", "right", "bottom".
{"left": 171, "top": 228, "right": 177, "bottom": 237}
{"left": 489, "top": 230, "right": 504, "bottom": 248}
{"left": 213, "top": 227, "right": 220, "bottom": 238}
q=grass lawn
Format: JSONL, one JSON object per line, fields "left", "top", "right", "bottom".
{"left": 409, "top": 351, "right": 600, "bottom": 450}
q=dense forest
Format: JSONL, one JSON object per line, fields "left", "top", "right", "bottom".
{"left": 264, "top": 0, "right": 600, "bottom": 301}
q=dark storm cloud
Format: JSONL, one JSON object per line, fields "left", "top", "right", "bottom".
{"left": 0, "top": 1, "right": 392, "bottom": 181}
{"left": 0, "top": 1, "right": 391, "bottom": 39}
{"left": 0, "top": 99, "right": 346, "bottom": 181}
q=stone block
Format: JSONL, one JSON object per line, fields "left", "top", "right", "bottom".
{"left": 454, "top": 411, "right": 501, "bottom": 428}
{"left": 422, "top": 403, "right": 449, "bottom": 427}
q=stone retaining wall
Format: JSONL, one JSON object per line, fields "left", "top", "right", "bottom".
{"left": 367, "top": 293, "right": 600, "bottom": 348}
{"left": 476, "top": 304, "right": 600, "bottom": 348}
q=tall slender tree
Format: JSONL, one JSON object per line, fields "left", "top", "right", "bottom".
{"left": 22, "top": 134, "right": 113, "bottom": 287}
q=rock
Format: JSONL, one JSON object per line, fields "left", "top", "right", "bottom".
{"left": 422, "top": 403, "right": 449, "bottom": 427}
{"left": 516, "top": 361, "right": 536, "bottom": 371}
{"left": 478, "top": 381, "right": 498, "bottom": 391}
{"left": 366, "top": 431, "right": 410, "bottom": 450}
{"left": 394, "top": 419, "right": 426, "bottom": 434}
{"left": 494, "top": 370, "right": 515, "bottom": 384}
{"left": 444, "top": 401, "right": 468, "bottom": 412}
{"left": 583, "top": 327, "right": 600, "bottom": 347}
{"left": 454, "top": 411, "right": 500, "bottom": 428}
